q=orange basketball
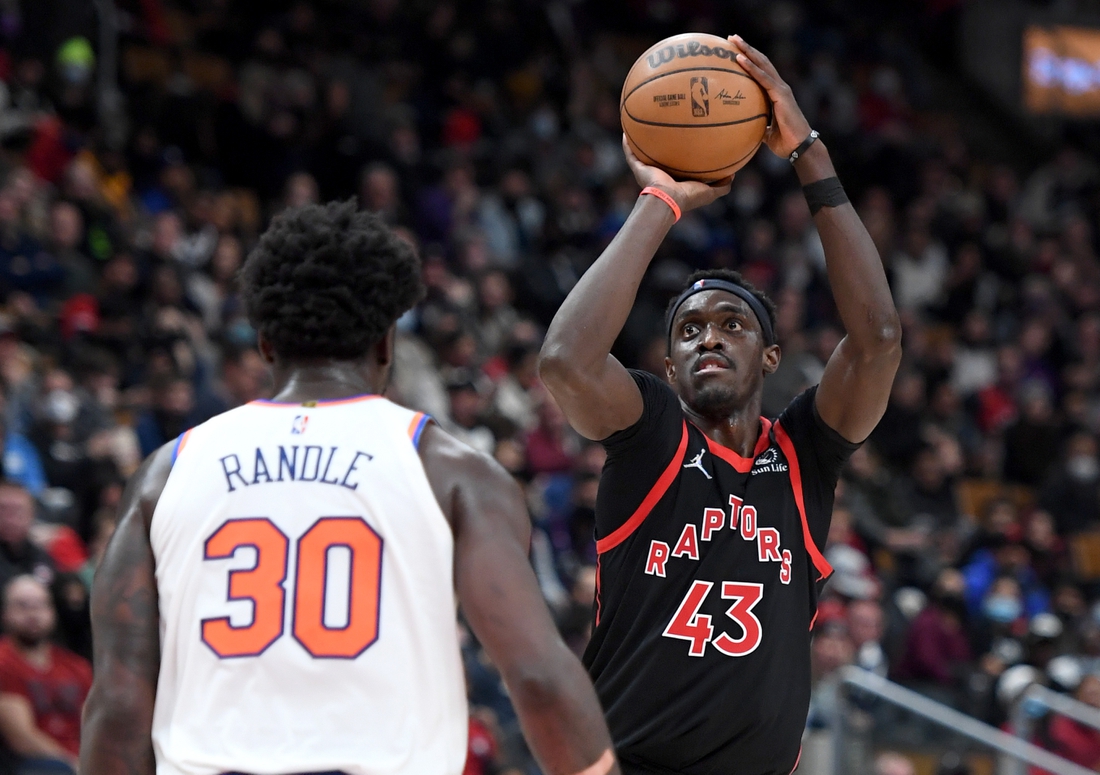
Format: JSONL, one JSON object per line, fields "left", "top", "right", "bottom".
{"left": 620, "top": 33, "right": 770, "bottom": 182}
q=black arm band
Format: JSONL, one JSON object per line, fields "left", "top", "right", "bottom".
{"left": 802, "top": 176, "right": 848, "bottom": 215}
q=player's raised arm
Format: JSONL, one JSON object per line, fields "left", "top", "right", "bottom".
{"left": 731, "top": 35, "right": 902, "bottom": 442}
{"left": 80, "top": 445, "right": 172, "bottom": 775}
{"left": 538, "top": 142, "right": 732, "bottom": 441}
{"left": 419, "top": 424, "right": 619, "bottom": 775}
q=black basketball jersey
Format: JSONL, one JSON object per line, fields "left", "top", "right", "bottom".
{"left": 584, "top": 371, "right": 859, "bottom": 775}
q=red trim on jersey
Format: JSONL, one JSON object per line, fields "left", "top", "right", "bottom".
{"left": 594, "top": 555, "right": 602, "bottom": 626}
{"left": 699, "top": 417, "right": 772, "bottom": 473}
{"left": 596, "top": 421, "right": 689, "bottom": 554}
{"left": 773, "top": 421, "right": 833, "bottom": 582}
{"left": 808, "top": 609, "right": 819, "bottom": 631}
{"left": 788, "top": 746, "right": 802, "bottom": 775}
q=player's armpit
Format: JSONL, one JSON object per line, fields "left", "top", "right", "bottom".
{"left": 418, "top": 425, "right": 620, "bottom": 775}
{"left": 81, "top": 444, "right": 172, "bottom": 775}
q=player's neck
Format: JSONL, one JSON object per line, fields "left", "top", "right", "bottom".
{"left": 682, "top": 398, "right": 764, "bottom": 458}
{"left": 268, "top": 361, "right": 386, "bottom": 403}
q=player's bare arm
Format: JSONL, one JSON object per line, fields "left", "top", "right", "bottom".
{"left": 538, "top": 145, "right": 732, "bottom": 441}
{"left": 419, "top": 423, "right": 619, "bottom": 775}
{"left": 80, "top": 444, "right": 172, "bottom": 775}
{"left": 732, "top": 35, "right": 902, "bottom": 442}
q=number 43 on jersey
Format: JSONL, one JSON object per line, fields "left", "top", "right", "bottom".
{"left": 663, "top": 580, "right": 764, "bottom": 657}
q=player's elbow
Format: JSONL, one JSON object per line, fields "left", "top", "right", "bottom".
{"left": 860, "top": 311, "right": 902, "bottom": 356}
{"left": 503, "top": 661, "right": 570, "bottom": 712}
{"left": 82, "top": 682, "right": 151, "bottom": 732}
{"left": 537, "top": 345, "right": 576, "bottom": 391}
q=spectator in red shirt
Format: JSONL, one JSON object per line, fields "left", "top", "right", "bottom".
{"left": 1032, "top": 675, "right": 1100, "bottom": 774}
{"left": 0, "top": 575, "right": 91, "bottom": 774}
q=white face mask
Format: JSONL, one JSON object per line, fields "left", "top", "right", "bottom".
{"left": 1068, "top": 455, "right": 1100, "bottom": 481}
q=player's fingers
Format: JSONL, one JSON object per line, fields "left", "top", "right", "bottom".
{"left": 734, "top": 52, "right": 777, "bottom": 92}
{"left": 621, "top": 134, "right": 647, "bottom": 172}
{"left": 621, "top": 134, "right": 637, "bottom": 162}
{"left": 710, "top": 180, "right": 733, "bottom": 198}
{"left": 730, "top": 36, "right": 785, "bottom": 86}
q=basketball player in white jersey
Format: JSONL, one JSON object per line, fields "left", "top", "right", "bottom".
{"left": 80, "top": 201, "right": 619, "bottom": 775}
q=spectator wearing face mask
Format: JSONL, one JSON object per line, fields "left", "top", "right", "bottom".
{"left": 972, "top": 576, "right": 1029, "bottom": 659}
{"left": 1039, "top": 432, "right": 1100, "bottom": 536}
{"left": 963, "top": 535, "right": 1049, "bottom": 620}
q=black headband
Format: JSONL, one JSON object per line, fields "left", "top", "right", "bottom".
{"left": 665, "top": 279, "right": 776, "bottom": 346}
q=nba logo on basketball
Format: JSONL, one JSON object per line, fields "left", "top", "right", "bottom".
{"left": 291, "top": 415, "right": 309, "bottom": 435}
{"left": 690, "top": 77, "right": 709, "bottom": 117}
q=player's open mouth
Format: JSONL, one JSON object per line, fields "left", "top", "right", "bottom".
{"left": 694, "top": 355, "right": 731, "bottom": 373}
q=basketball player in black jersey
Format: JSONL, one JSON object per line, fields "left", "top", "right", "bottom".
{"left": 539, "top": 37, "right": 902, "bottom": 775}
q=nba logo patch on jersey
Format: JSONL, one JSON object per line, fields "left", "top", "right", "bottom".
{"left": 291, "top": 415, "right": 309, "bottom": 435}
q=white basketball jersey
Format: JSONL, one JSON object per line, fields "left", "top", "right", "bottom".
{"left": 150, "top": 395, "right": 466, "bottom": 775}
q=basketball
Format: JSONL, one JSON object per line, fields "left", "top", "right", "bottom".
{"left": 620, "top": 33, "right": 770, "bottom": 182}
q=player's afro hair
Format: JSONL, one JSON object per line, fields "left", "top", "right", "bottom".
{"left": 665, "top": 268, "right": 777, "bottom": 348}
{"left": 241, "top": 200, "right": 424, "bottom": 360}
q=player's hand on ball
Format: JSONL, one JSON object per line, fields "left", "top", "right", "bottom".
{"left": 728, "top": 35, "right": 812, "bottom": 160}
{"left": 622, "top": 135, "right": 733, "bottom": 214}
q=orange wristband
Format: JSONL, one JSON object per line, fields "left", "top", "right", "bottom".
{"left": 640, "top": 186, "right": 681, "bottom": 223}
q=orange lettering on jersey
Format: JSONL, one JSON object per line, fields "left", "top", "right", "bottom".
{"left": 671, "top": 524, "right": 699, "bottom": 560}
{"left": 201, "top": 519, "right": 289, "bottom": 657}
{"left": 293, "top": 517, "right": 383, "bottom": 658}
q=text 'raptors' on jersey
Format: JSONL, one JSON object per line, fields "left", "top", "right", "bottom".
{"left": 585, "top": 373, "right": 857, "bottom": 775}
{"left": 150, "top": 395, "right": 465, "bottom": 775}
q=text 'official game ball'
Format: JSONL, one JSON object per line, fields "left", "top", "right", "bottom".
{"left": 621, "top": 33, "right": 770, "bottom": 182}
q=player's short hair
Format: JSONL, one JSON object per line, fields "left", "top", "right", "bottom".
{"left": 241, "top": 200, "right": 424, "bottom": 361}
{"left": 665, "top": 269, "right": 777, "bottom": 349}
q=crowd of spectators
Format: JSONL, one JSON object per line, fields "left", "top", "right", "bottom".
{"left": 0, "top": 0, "right": 1099, "bottom": 773}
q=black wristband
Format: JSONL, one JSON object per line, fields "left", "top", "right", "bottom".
{"left": 788, "top": 129, "right": 819, "bottom": 164}
{"left": 802, "top": 176, "right": 848, "bottom": 215}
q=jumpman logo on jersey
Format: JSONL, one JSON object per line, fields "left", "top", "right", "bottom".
{"left": 682, "top": 449, "right": 712, "bottom": 479}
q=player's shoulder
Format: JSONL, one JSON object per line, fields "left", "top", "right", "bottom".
{"left": 416, "top": 421, "right": 512, "bottom": 487}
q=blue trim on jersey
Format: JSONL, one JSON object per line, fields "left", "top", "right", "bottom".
{"left": 411, "top": 414, "right": 431, "bottom": 449}
{"left": 251, "top": 393, "right": 377, "bottom": 406}
{"left": 170, "top": 432, "right": 186, "bottom": 466}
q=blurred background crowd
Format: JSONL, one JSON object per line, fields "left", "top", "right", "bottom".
{"left": 1, "top": 0, "right": 1100, "bottom": 773}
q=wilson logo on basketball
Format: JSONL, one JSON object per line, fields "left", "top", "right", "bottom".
{"left": 645, "top": 40, "right": 738, "bottom": 68}
{"left": 690, "top": 77, "right": 709, "bottom": 117}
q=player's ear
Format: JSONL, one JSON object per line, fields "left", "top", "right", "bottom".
{"left": 257, "top": 333, "right": 276, "bottom": 365}
{"left": 665, "top": 355, "right": 676, "bottom": 384}
{"left": 762, "top": 343, "right": 781, "bottom": 375}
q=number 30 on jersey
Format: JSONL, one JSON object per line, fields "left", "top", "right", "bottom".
{"left": 201, "top": 516, "right": 383, "bottom": 659}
